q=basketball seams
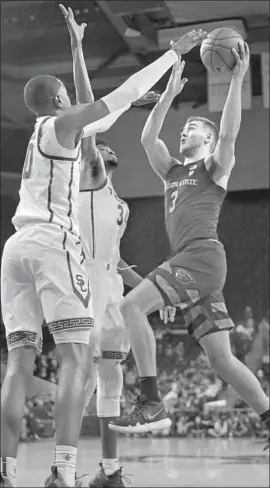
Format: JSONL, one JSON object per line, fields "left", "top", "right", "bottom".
{"left": 200, "top": 28, "right": 242, "bottom": 72}
{"left": 212, "top": 50, "right": 232, "bottom": 71}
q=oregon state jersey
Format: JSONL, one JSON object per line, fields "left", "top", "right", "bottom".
{"left": 12, "top": 116, "right": 81, "bottom": 236}
{"left": 165, "top": 159, "right": 226, "bottom": 254}
{"left": 78, "top": 179, "right": 129, "bottom": 267}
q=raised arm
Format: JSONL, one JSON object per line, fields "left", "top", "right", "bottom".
{"left": 205, "top": 42, "right": 250, "bottom": 187}
{"left": 54, "top": 42, "right": 180, "bottom": 147}
{"left": 54, "top": 25, "right": 205, "bottom": 148}
{"left": 141, "top": 30, "right": 206, "bottom": 181}
{"left": 141, "top": 58, "right": 188, "bottom": 180}
{"left": 60, "top": 4, "right": 106, "bottom": 186}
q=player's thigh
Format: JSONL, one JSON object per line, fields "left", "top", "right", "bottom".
{"left": 101, "top": 302, "right": 130, "bottom": 362}
{"left": 1, "top": 235, "right": 43, "bottom": 353}
{"left": 34, "top": 227, "right": 93, "bottom": 345}
{"left": 199, "top": 329, "right": 233, "bottom": 365}
{"left": 121, "top": 277, "right": 165, "bottom": 316}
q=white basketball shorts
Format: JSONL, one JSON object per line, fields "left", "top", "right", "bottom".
{"left": 86, "top": 261, "right": 130, "bottom": 362}
{"left": 1, "top": 224, "right": 94, "bottom": 352}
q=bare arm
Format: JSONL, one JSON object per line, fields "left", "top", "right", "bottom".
{"left": 141, "top": 31, "right": 206, "bottom": 180}
{"left": 205, "top": 42, "right": 250, "bottom": 186}
{"left": 141, "top": 88, "right": 177, "bottom": 181}
{"left": 118, "top": 258, "right": 143, "bottom": 289}
{"left": 141, "top": 59, "right": 188, "bottom": 180}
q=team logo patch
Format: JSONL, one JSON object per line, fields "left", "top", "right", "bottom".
{"left": 188, "top": 164, "right": 197, "bottom": 176}
{"left": 175, "top": 267, "right": 196, "bottom": 285}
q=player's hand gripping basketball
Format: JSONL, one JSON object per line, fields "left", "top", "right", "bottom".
{"left": 232, "top": 41, "right": 250, "bottom": 80}
{"left": 59, "top": 4, "right": 87, "bottom": 46}
{"left": 170, "top": 29, "right": 207, "bottom": 56}
{"left": 166, "top": 57, "right": 188, "bottom": 97}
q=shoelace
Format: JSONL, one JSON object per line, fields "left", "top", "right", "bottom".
{"left": 129, "top": 396, "right": 147, "bottom": 419}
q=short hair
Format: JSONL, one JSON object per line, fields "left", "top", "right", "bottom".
{"left": 186, "top": 116, "right": 219, "bottom": 149}
{"left": 24, "top": 75, "right": 63, "bottom": 115}
{"left": 96, "top": 138, "right": 109, "bottom": 147}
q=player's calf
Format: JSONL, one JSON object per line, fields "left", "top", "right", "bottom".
{"left": 199, "top": 330, "right": 270, "bottom": 438}
{"left": 1, "top": 346, "right": 37, "bottom": 487}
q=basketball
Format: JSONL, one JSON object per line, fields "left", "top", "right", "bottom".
{"left": 200, "top": 28, "right": 243, "bottom": 73}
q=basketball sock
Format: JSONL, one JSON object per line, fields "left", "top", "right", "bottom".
{"left": 140, "top": 376, "right": 160, "bottom": 402}
{"left": 260, "top": 408, "right": 270, "bottom": 430}
{"left": 54, "top": 445, "right": 77, "bottom": 487}
{"left": 102, "top": 458, "right": 119, "bottom": 476}
{"left": 0, "top": 457, "right": 16, "bottom": 486}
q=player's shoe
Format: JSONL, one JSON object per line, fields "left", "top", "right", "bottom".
{"left": 44, "top": 466, "right": 85, "bottom": 487}
{"left": 109, "top": 394, "right": 171, "bottom": 433}
{"left": 88, "top": 464, "right": 128, "bottom": 487}
{"left": 0, "top": 474, "right": 14, "bottom": 487}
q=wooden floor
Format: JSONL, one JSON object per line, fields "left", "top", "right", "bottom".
{"left": 17, "top": 436, "right": 269, "bottom": 487}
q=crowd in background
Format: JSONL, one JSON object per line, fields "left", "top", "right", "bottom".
{"left": 1, "top": 307, "right": 269, "bottom": 442}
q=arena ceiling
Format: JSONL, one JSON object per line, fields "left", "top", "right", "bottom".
{"left": 1, "top": 0, "right": 269, "bottom": 133}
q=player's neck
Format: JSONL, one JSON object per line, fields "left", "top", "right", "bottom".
{"left": 183, "top": 148, "right": 210, "bottom": 165}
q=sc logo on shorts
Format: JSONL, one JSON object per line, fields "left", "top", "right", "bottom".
{"left": 76, "top": 274, "right": 88, "bottom": 293}
{"left": 175, "top": 267, "right": 196, "bottom": 285}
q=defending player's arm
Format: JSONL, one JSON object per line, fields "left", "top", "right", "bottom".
{"left": 118, "top": 258, "right": 143, "bottom": 289}
{"left": 61, "top": 5, "right": 107, "bottom": 186}
{"left": 54, "top": 34, "right": 184, "bottom": 147}
{"left": 54, "top": 25, "right": 205, "bottom": 147}
{"left": 205, "top": 42, "right": 250, "bottom": 185}
{"left": 141, "top": 58, "right": 188, "bottom": 180}
{"left": 118, "top": 258, "right": 176, "bottom": 323}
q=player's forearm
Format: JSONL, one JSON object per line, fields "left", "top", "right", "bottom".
{"left": 141, "top": 89, "right": 174, "bottom": 144}
{"left": 219, "top": 76, "right": 243, "bottom": 140}
{"left": 72, "top": 42, "right": 97, "bottom": 152}
{"left": 102, "top": 50, "right": 178, "bottom": 112}
{"left": 118, "top": 258, "right": 143, "bottom": 289}
{"left": 72, "top": 42, "right": 94, "bottom": 105}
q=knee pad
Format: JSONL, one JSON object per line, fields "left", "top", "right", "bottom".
{"left": 96, "top": 359, "right": 123, "bottom": 417}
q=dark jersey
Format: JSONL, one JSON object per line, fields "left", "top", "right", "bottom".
{"left": 164, "top": 159, "right": 226, "bottom": 254}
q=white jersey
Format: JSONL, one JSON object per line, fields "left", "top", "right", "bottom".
{"left": 78, "top": 178, "right": 129, "bottom": 269}
{"left": 12, "top": 116, "right": 81, "bottom": 237}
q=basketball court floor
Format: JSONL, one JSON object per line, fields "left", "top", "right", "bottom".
{"left": 17, "top": 436, "right": 269, "bottom": 487}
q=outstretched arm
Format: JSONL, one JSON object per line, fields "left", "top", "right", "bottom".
{"left": 141, "top": 30, "right": 206, "bottom": 181}
{"left": 205, "top": 42, "right": 250, "bottom": 188}
{"left": 60, "top": 4, "right": 106, "bottom": 186}
{"left": 54, "top": 27, "right": 205, "bottom": 147}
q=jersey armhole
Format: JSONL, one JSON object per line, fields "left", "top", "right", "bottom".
{"left": 204, "top": 155, "right": 234, "bottom": 191}
{"left": 165, "top": 157, "right": 182, "bottom": 180}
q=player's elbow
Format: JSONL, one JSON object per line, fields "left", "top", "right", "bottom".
{"left": 141, "top": 132, "right": 155, "bottom": 148}
{"left": 218, "top": 132, "right": 237, "bottom": 144}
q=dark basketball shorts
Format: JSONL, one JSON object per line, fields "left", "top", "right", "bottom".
{"left": 146, "top": 239, "right": 234, "bottom": 341}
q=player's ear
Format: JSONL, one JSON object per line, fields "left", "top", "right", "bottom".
{"left": 205, "top": 132, "right": 212, "bottom": 145}
{"left": 53, "top": 95, "right": 62, "bottom": 109}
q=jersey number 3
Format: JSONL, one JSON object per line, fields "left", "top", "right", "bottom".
{"left": 169, "top": 190, "right": 178, "bottom": 213}
{"left": 22, "top": 143, "right": 34, "bottom": 179}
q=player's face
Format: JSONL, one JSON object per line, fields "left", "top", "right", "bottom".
{"left": 98, "top": 144, "right": 117, "bottom": 164}
{"left": 58, "top": 83, "right": 71, "bottom": 109}
{"left": 179, "top": 121, "right": 208, "bottom": 156}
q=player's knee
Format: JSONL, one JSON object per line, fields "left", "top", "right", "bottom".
{"left": 57, "top": 342, "right": 90, "bottom": 384}
{"left": 120, "top": 294, "right": 143, "bottom": 320}
{"left": 96, "top": 359, "right": 123, "bottom": 417}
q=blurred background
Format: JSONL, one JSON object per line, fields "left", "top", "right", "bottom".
{"left": 1, "top": 0, "right": 269, "bottom": 444}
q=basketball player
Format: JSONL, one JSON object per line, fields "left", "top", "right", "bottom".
{"left": 0, "top": 10, "right": 196, "bottom": 488}
{"left": 109, "top": 41, "right": 270, "bottom": 443}
{"left": 61, "top": 7, "right": 175, "bottom": 485}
